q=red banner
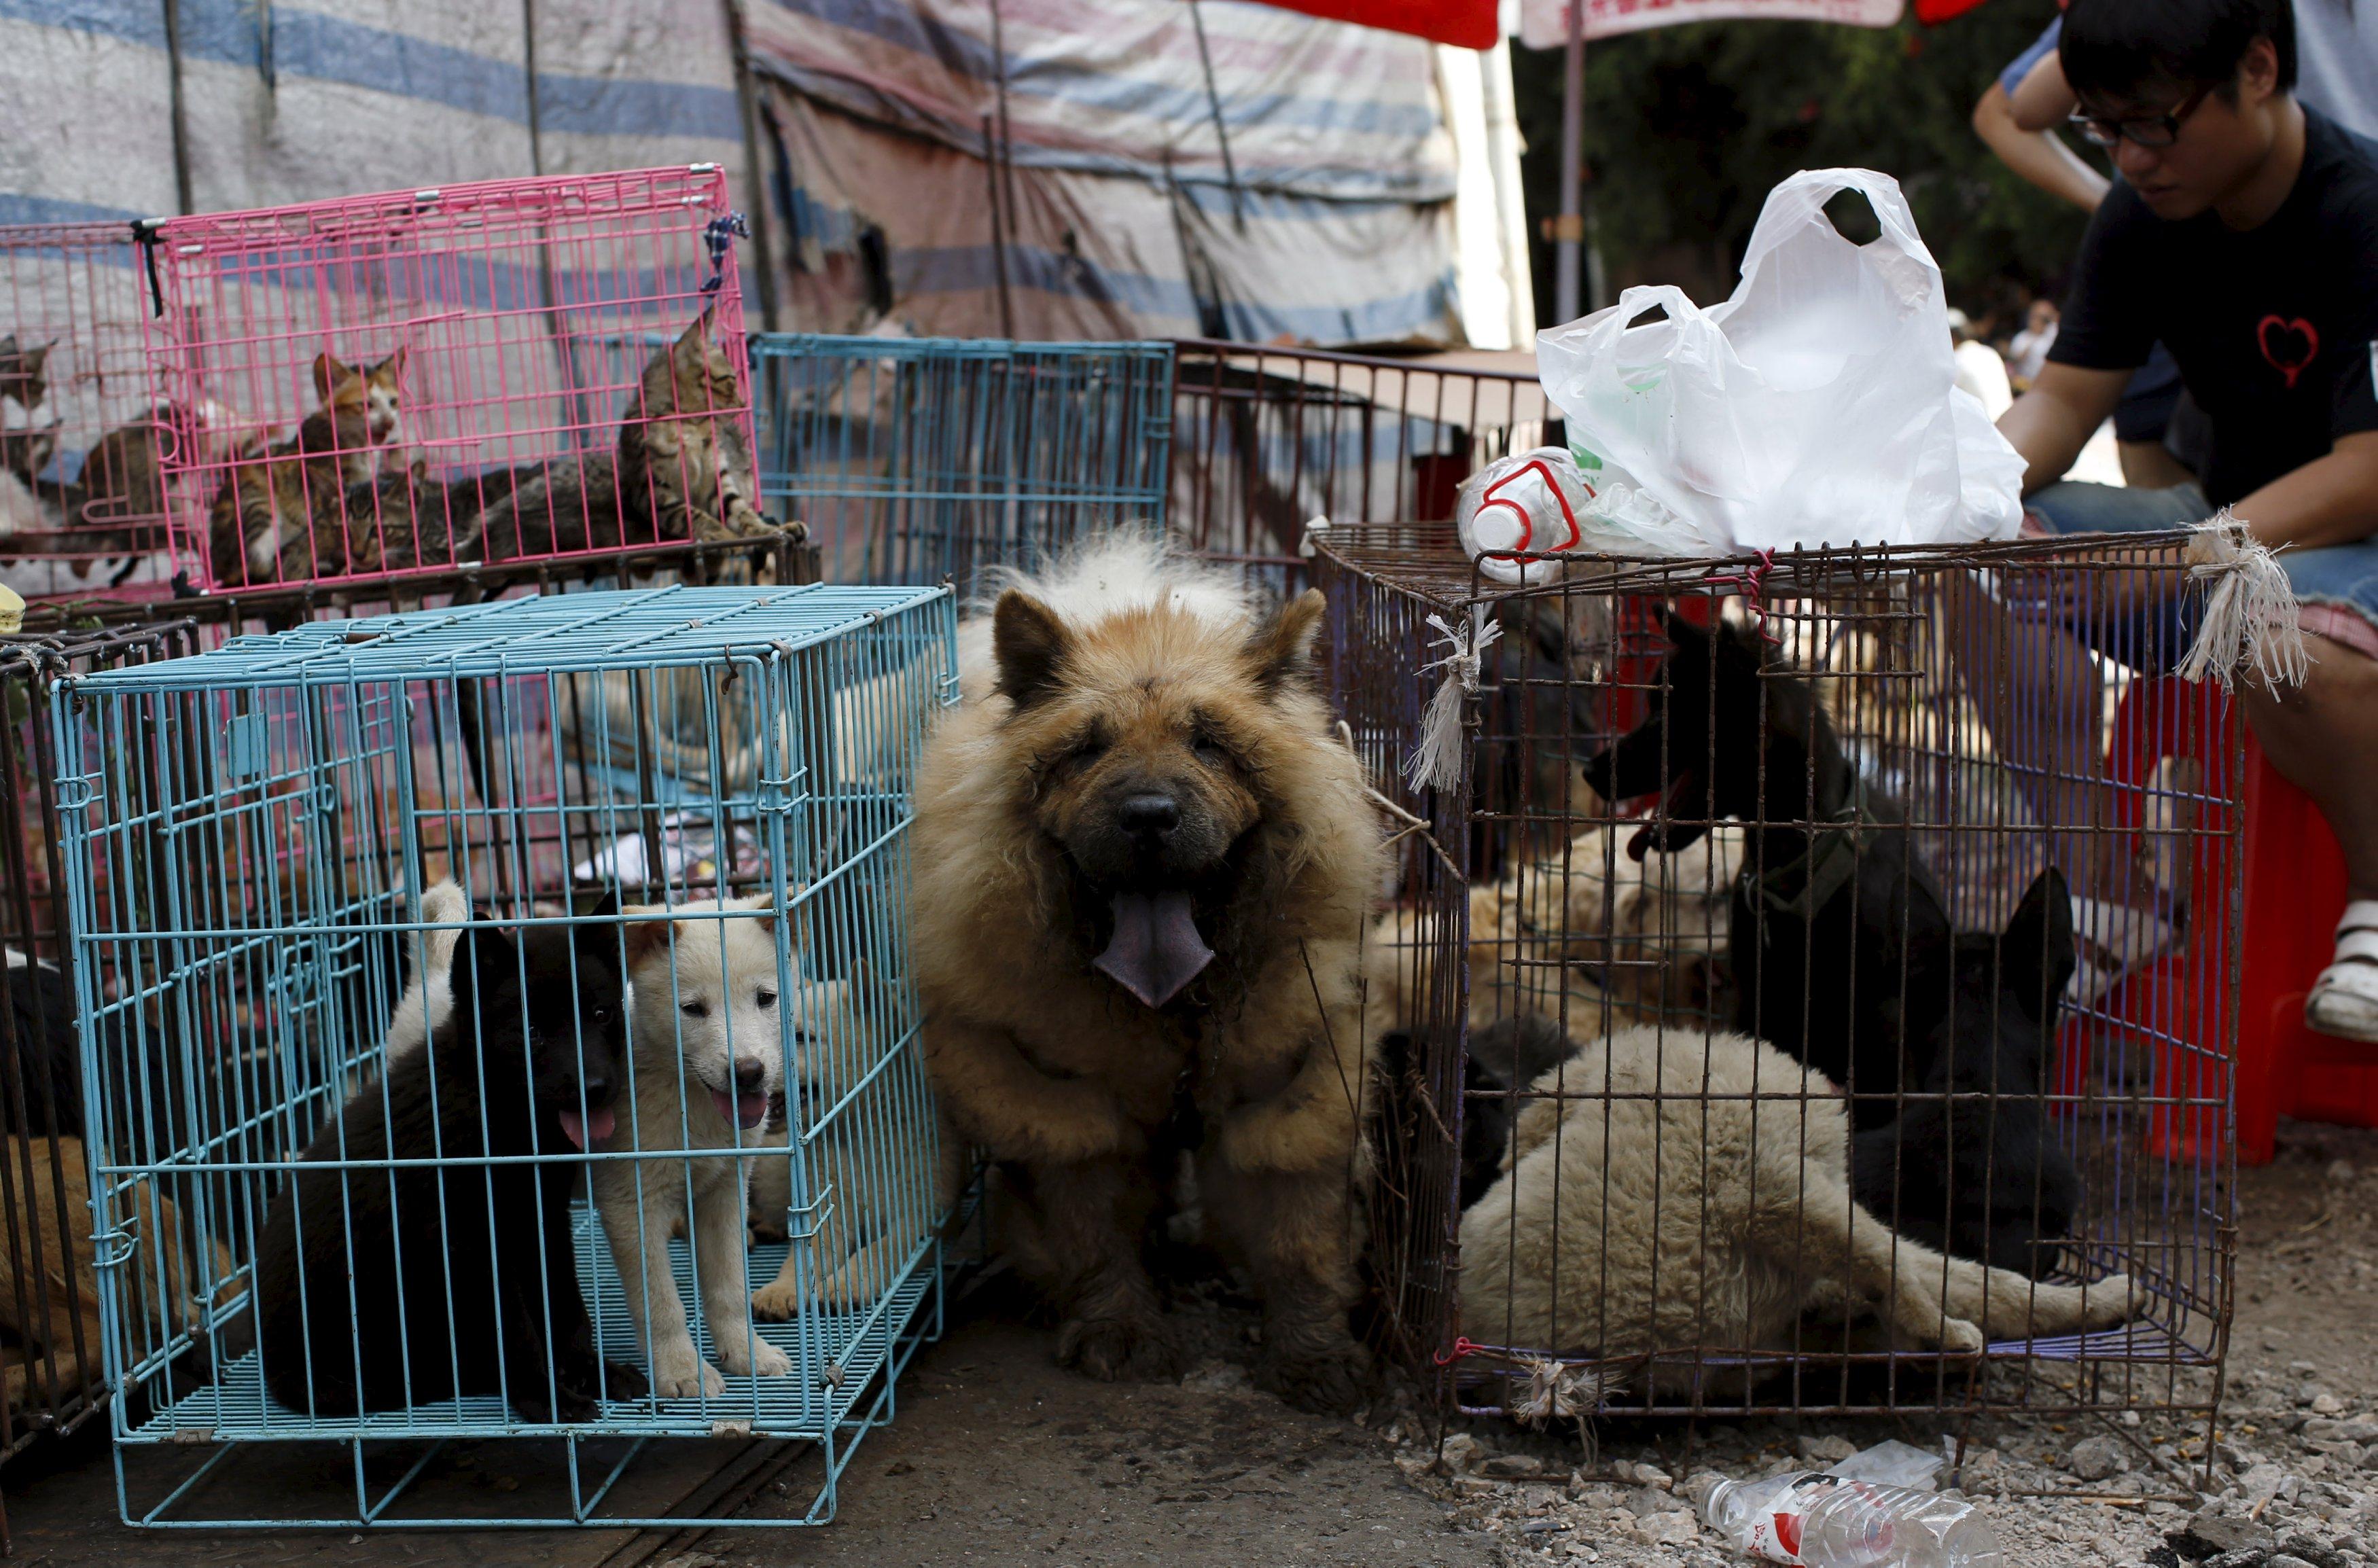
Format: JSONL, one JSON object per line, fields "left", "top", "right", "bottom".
{"left": 1255, "top": 1, "right": 1502, "bottom": 49}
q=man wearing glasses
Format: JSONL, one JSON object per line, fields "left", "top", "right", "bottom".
{"left": 1974, "top": 0, "right": 2378, "bottom": 1040}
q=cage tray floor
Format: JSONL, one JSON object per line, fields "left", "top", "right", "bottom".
{"left": 127, "top": 1203, "right": 935, "bottom": 1443}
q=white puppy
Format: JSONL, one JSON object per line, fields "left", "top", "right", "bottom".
{"left": 593, "top": 894, "right": 794, "bottom": 1397}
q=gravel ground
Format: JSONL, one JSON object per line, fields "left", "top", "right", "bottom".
{"left": 1398, "top": 1118, "right": 2378, "bottom": 1568}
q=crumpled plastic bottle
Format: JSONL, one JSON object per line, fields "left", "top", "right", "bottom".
{"left": 1699, "top": 1471, "right": 2002, "bottom": 1567}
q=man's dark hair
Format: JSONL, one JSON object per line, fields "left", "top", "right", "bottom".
{"left": 2061, "top": 0, "right": 2298, "bottom": 103}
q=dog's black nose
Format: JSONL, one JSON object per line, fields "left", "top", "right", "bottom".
{"left": 733, "top": 1057, "right": 766, "bottom": 1094}
{"left": 1118, "top": 793, "right": 1179, "bottom": 837}
{"left": 582, "top": 1073, "right": 612, "bottom": 1105}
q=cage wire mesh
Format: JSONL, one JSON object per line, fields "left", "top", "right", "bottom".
{"left": 1323, "top": 523, "right": 2239, "bottom": 1428}
{"left": 752, "top": 334, "right": 1172, "bottom": 599}
{"left": 54, "top": 585, "right": 957, "bottom": 1529}
{"left": 138, "top": 166, "right": 785, "bottom": 596}
{"left": 0, "top": 223, "right": 190, "bottom": 601}
{"left": 0, "top": 626, "right": 198, "bottom": 1537}
{"left": 1169, "top": 342, "right": 1548, "bottom": 596}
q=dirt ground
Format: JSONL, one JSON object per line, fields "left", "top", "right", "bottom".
{"left": 2, "top": 1117, "right": 2374, "bottom": 1567}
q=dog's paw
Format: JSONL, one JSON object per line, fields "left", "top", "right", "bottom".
{"left": 1056, "top": 1314, "right": 1182, "bottom": 1384}
{"left": 599, "top": 1359, "right": 649, "bottom": 1402}
{"left": 1932, "top": 1315, "right": 1985, "bottom": 1355}
{"left": 652, "top": 1358, "right": 726, "bottom": 1400}
{"left": 750, "top": 1275, "right": 802, "bottom": 1321}
{"left": 2080, "top": 1271, "right": 2144, "bottom": 1329}
{"left": 1255, "top": 1338, "right": 1374, "bottom": 1416}
{"left": 749, "top": 1338, "right": 792, "bottom": 1378}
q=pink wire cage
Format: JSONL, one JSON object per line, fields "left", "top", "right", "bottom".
{"left": 0, "top": 222, "right": 185, "bottom": 600}
{"left": 136, "top": 165, "right": 767, "bottom": 595}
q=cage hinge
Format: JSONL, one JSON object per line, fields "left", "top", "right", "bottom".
{"left": 775, "top": 1185, "right": 837, "bottom": 1241}
{"left": 90, "top": 1225, "right": 139, "bottom": 1268}
{"left": 54, "top": 774, "right": 97, "bottom": 811}
{"left": 708, "top": 1419, "right": 753, "bottom": 1438}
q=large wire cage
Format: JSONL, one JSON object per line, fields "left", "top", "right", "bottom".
{"left": 54, "top": 585, "right": 957, "bottom": 1529}
{"left": 0, "top": 625, "right": 198, "bottom": 1546}
{"left": 753, "top": 334, "right": 1173, "bottom": 598}
{"left": 1320, "top": 523, "right": 2239, "bottom": 1427}
{"left": 139, "top": 166, "right": 782, "bottom": 596}
{"left": 1169, "top": 341, "right": 1548, "bottom": 596}
{"left": 0, "top": 223, "right": 187, "bottom": 601}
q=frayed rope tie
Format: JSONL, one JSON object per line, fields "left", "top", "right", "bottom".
{"left": 2177, "top": 509, "right": 2309, "bottom": 694}
{"left": 1508, "top": 1357, "right": 1609, "bottom": 1428}
{"left": 1404, "top": 611, "right": 1500, "bottom": 794}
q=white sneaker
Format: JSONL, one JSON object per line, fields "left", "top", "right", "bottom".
{"left": 2305, "top": 899, "right": 2378, "bottom": 1044}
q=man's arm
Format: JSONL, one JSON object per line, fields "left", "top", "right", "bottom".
{"left": 2230, "top": 430, "right": 2378, "bottom": 550}
{"left": 1998, "top": 361, "right": 2131, "bottom": 495}
{"left": 1973, "top": 78, "right": 2109, "bottom": 212}
{"left": 2008, "top": 51, "right": 2080, "bottom": 133}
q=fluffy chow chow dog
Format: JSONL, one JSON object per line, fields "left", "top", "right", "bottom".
{"left": 912, "top": 534, "right": 1384, "bottom": 1412}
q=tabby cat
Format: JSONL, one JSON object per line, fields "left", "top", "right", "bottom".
{"left": 477, "top": 310, "right": 773, "bottom": 561}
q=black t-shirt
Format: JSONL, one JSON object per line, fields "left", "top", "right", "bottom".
{"left": 2049, "top": 107, "right": 2378, "bottom": 505}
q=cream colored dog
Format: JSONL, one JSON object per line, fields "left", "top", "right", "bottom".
{"left": 594, "top": 894, "right": 794, "bottom": 1397}
{"left": 1459, "top": 1024, "right": 2140, "bottom": 1395}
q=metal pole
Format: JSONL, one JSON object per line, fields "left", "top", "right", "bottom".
{"left": 1553, "top": 0, "right": 1586, "bottom": 324}
{"left": 722, "top": 0, "right": 784, "bottom": 330}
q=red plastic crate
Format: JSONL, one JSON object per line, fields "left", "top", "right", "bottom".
{"left": 2084, "top": 675, "right": 2375, "bottom": 1165}
{"left": 137, "top": 166, "right": 764, "bottom": 595}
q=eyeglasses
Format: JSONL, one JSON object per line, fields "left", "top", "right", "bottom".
{"left": 2069, "top": 82, "right": 2217, "bottom": 148}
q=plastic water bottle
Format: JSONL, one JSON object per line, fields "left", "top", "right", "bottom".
{"left": 1700, "top": 1472, "right": 2002, "bottom": 1567}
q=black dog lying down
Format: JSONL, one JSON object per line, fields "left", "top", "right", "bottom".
{"left": 256, "top": 908, "right": 644, "bottom": 1421}
{"left": 1580, "top": 613, "right": 2082, "bottom": 1278}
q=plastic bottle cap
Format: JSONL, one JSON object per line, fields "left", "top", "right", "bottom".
{"left": 1471, "top": 501, "right": 1527, "bottom": 554}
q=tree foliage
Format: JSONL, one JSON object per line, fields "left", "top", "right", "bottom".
{"left": 1513, "top": 2, "right": 2104, "bottom": 331}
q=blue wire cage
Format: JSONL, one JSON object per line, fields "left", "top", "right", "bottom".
{"left": 752, "top": 335, "right": 1173, "bottom": 598}
{"left": 52, "top": 585, "right": 958, "bottom": 1529}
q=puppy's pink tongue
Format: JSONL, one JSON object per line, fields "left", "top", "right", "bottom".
{"left": 1094, "top": 890, "right": 1214, "bottom": 1008}
{"left": 709, "top": 1088, "right": 770, "bottom": 1130}
{"left": 557, "top": 1108, "right": 615, "bottom": 1150}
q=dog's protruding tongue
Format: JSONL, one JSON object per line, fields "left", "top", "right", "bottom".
{"left": 711, "top": 1088, "right": 770, "bottom": 1130}
{"left": 1094, "top": 889, "right": 1214, "bottom": 1008}
{"left": 557, "top": 1107, "right": 616, "bottom": 1150}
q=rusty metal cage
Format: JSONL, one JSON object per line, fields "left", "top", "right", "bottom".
{"left": 1169, "top": 343, "right": 1548, "bottom": 594}
{"left": 0, "top": 622, "right": 202, "bottom": 1545}
{"left": 1323, "top": 522, "right": 2239, "bottom": 1427}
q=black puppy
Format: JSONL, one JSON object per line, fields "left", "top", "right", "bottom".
{"left": 1579, "top": 614, "right": 1954, "bottom": 1128}
{"left": 1377, "top": 1014, "right": 1578, "bottom": 1213}
{"left": 1853, "top": 867, "right": 2084, "bottom": 1279}
{"left": 255, "top": 910, "right": 643, "bottom": 1421}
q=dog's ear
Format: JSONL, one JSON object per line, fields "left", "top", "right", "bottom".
{"left": 731, "top": 891, "right": 780, "bottom": 937}
{"left": 581, "top": 887, "right": 620, "bottom": 920}
{"left": 618, "top": 904, "right": 675, "bottom": 969}
{"left": 449, "top": 921, "right": 517, "bottom": 1017}
{"left": 992, "top": 590, "right": 1073, "bottom": 711}
{"left": 2001, "top": 866, "right": 2076, "bottom": 1024}
{"left": 1244, "top": 588, "right": 1326, "bottom": 698}
{"left": 1662, "top": 609, "right": 1711, "bottom": 651}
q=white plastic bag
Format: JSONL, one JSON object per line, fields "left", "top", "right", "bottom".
{"left": 1536, "top": 168, "right": 2026, "bottom": 554}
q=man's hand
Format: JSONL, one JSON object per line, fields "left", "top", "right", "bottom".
{"left": 1998, "top": 362, "right": 2132, "bottom": 495}
{"left": 2233, "top": 429, "right": 2378, "bottom": 550}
